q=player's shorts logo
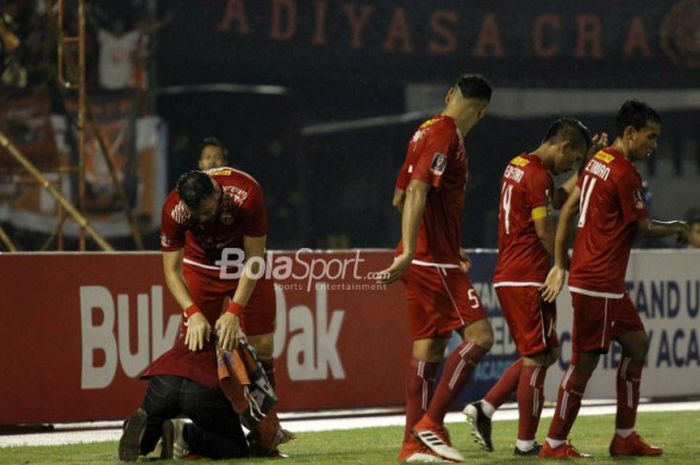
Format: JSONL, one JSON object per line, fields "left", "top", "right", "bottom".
{"left": 661, "top": 0, "right": 700, "bottom": 69}
{"left": 430, "top": 152, "right": 448, "bottom": 175}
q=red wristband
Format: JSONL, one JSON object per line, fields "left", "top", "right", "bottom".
{"left": 184, "top": 304, "right": 200, "bottom": 319}
{"left": 226, "top": 301, "right": 244, "bottom": 315}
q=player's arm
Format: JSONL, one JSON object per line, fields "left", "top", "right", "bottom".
{"left": 541, "top": 185, "right": 581, "bottom": 302}
{"left": 162, "top": 249, "right": 211, "bottom": 351}
{"left": 378, "top": 179, "right": 430, "bottom": 284}
{"left": 533, "top": 214, "right": 555, "bottom": 258}
{"left": 215, "top": 234, "right": 267, "bottom": 351}
{"left": 636, "top": 218, "right": 689, "bottom": 241}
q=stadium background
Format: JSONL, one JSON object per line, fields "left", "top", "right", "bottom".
{"left": 0, "top": 0, "right": 699, "bottom": 431}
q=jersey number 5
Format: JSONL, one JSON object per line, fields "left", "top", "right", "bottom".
{"left": 578, "top": 175, "right": 597, "bottom": 228}
{"left": 501, "top": 183, "right": 514, "bottom": 235}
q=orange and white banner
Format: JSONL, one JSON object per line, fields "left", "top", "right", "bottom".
{"left": 0, "top": 93, "right": 166, "bottom": 238}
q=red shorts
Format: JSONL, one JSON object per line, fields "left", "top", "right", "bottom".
{"left": 495, "top": 286, "right": 558, "bottom": 357}
{"left": 571, "top": 291, "right": 644, "bottom": 354}
{"left": 402, "top": 265, "right": 487, "bottom": 340}
{"left": 183, "top": 263, "right": 276, "bottom": 336}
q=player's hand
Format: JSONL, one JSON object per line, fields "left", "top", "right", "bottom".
{"left": 587, "top": 132, "right": 608, "bottom": 160}
{"left": 215, "top": 312, "right": 241, "bottom": 352}
{"left": 541, "top": 266, "right": 566, "bottom": 303}
{"left": 459, "top": 252, "right": 472, "bottom": 274}
{"left": 377, "top": 253, "right": 412, "bottom": 285}
{"left": 184, "top": 312, "right": 211, "bottom": 352}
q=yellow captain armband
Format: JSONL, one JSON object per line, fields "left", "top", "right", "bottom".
{"left": 531, "top": 206, "right": 548, "bottom": 220}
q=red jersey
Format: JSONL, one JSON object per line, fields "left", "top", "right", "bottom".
{"left": 568, "top": 148, "right": 649, "bottom": 297}
{"left": 160, "top": 167, "right": 268, "bottom": 267}
{"left": 395, "top": 115, "right": 468, "bottom": 265}
{"left": 493, "top": 153, "right": 553, "bottom": 285}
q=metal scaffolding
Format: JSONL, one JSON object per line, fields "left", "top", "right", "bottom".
{"left": 0, "top": 0, "right": 149, "bottom": 251}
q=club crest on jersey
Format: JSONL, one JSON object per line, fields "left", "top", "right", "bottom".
{"left": 633, "top": 189, "right": 646, "bottom": 210}
{"left": 430, "top": 152, "right": 448, "bottom": 175}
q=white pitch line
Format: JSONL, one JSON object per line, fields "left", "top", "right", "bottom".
{"left": 1, "top": 401, "right": 699, "bottom": 448}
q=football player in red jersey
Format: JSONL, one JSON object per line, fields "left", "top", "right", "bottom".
{"left": 539, "top": 100, "right": 689, "bottom": 458}
{"left": 120, "top": 168, "right": 282, "bottom": 461}
{"left": 464, "top": 119, "right": 597, "bottom": 456}
{"left": 379, "top": 74, "right": 492, "bottom": 463}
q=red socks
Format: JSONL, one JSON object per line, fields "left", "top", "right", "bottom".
{"left": 426, "top": 342, "right": 489, "bottom": 424}
{"left": 484, "top": 358, "right": 523, "bottom": 409}
{"left": 616, "top": 357, "right": 643, "bottom": 430}
{"left": 517, "top": 364, "right": 547, "bottom": 441}
{"left": 547, "top": 364, "right": 592, "bottom": 440}
{"left": 404, "top": 358, "right": 439, "bottom": 441}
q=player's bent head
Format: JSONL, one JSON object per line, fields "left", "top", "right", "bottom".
{"left": 177, "top": 170, "right": 217, "bottom": 212}
{"left": 544, "top": 117, "right": 592, "bottom": 155}
{"left": 616, "top": 100, "right": 661, "bottom": 135}
{"left": 455, "top": 74, "right": 492, "bottom": 103}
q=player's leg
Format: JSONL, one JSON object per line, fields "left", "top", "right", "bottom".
{"left": 613, "top": 331, "right": 647, "bottom": 437}
{"left": 412, "top": 317, "right": 491, "bottom": 462}
{"left": 464, "top": 358, "right": 521, "bottom": 452}
{"left": 423, "top": 270, "right": 493, "bottom": 426}
{"left": 540, "top": 292, "right": 614, "bottom": 458}
{"left": 174, "top": 378, "right": 249, "bottom": 459}
{"left": 513, "top": 291, "right": 560, "bottom": 455}
{"left": 238, "top": 278, "right": 276, "bottom": 386}
{"left": 423, "top": 314, "right": 493, "bottom": 424}
{"left": 119, "top": 375, "right": 183, "bottom": 461}
{"left": 401, "top": 267, "right": 462, "bottom": 462}
{"left": 468, "top": 286, "right": 521, "bottom": 426}
{"left": 405, "top": 336, "right": 445, "bottom": 439}
{"left": 467, "top": 286, "right": 556, "bottom": 454}
{"left": 513, "top": 347, "right": 559, "bottom": 455}
{"left": 412, "top": 271, "right": 492, "bottom": 461}
{"left": 399, "top": 288, "right": 446, "bottom": 462}
{"left": 608, "top": 294, "right": 662, "bottom": 456}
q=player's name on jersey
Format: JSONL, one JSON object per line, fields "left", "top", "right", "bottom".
{"left": 585, "top": 159, "right": 611, "bottom": 181}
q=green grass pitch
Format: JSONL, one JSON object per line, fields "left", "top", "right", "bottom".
{"left": 1, "top": 411, "right": 698, "bottom": 464}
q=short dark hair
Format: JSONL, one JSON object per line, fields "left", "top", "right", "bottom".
{"left": 616, "top": 100, "right": 661, "bottom": 135}
{"left": 544, "top": 117, "right": 592, "bottom": 154}
{"left": 199, "top": 136, "right": 228, "bottom": 160}
{"left": 176, "top": 170, "right": 215, "bottom": 211}
{"left": 456, "top": 74, "right": 492, "bottom": 102}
